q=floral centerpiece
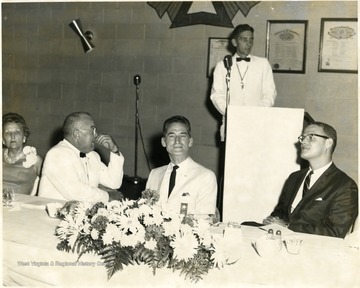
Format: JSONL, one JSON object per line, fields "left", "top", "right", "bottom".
{"left": 55, "top": 189, "right": 235, "bottom": 283}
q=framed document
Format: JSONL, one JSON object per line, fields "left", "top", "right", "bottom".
{"left": 207, "top": 37, "right": 231, "bottom": 77}
{"left": 318, "top": 18, "right": 357, "bottom": 73}
{"left": 266, "top": 20, "right": 308, "bottom": 73}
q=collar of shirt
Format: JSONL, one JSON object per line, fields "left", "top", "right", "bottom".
{"left": 308, "top": 161, "right": 333, "bottom": 188}
{"left": 169, "top": 157, "right": 192, "bottom": 170}
{"left": 235, "top": 54, "right": 251, "bottom": 72}
{"left": 63, "top": 139, "right": 88, "bottom": 160}
{"left": 235, "top": 53, "right": 252, "bottom": 58}
{"left": 63, "top": 139, "right": 82, "bottom": 155}
{"left": 291, "top": 161, "right": 332, "bottom": 213}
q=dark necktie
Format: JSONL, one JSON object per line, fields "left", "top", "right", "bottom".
{"left": 302, "top": 170, "right": 313, "bottom": 196}
{"left": 168, "top": 165, "right": 179, "bottom": 197}
{"left": 236, "top": 57, "right": 251, "bottom": 62}
{"left": 80, "top": 152, "right": 86, "bottom": 158}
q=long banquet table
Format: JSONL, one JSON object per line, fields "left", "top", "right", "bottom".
{"left": 3, "top": 194, "right": 360, "bottom": 287}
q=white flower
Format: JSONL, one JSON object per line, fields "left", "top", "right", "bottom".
{"left": 22, "top": 146, "right": 37, "bottom": 168}
{"left": 102, "top": 223, "right": 121, "bottom": 245}
{"left": 142, "top": 210, "right": 163, "bottom": 227}
{"left": 127, "top": 207, "right": 141, "bottom": 219}
{"left": 194, "top": 219, "right": 212, "bottom": 246}
{"left": 56, "top": 214, "right": 82, "bottom": 249}
{"left": 83, "top": 223, "right": 91, "bottom": 234}
{"left": 107, "top": 212, "right": 122, "bottom": 223}
{"left": 73, "top": 202, "right": 90, "bottom": 223}
{"left": 102, "top": 232, "right": 114, "bottom": 245}
{"left": 138, "top": 203, "right": 152, "bottom": 216}
{"left": 144, "top": 239, "right": 157, "bottom": 250}
{"left": 128, "top": 221, "right": 144, "bottom": 236}
{"left": 120, "top": 228, "right": 145, "bottom": 247}
{"left": 117, "top": 214, "right": 141, "bottom": 234}
{"left": 91, "top": 229, "right": 99, "bottom": 240}
{"left": 162, "top": 215, "right": 182, "bottom": 237}
{"left": 179, "top": 223, "right": 193, "bottom": 236}
{"left": 106, "top": 201, "right": 122, "bottom": 211}
{"left": 171, "top": 232, "right": 198, "bottom": 261}
{"left": 119, "top": 199, "right": 135, "bottom": 209}
{"left": 150, "top": 205, "right": 164, "bottom": 226}
{"left": 137, "top": 198, "right": 146, "bottom": 205}
{"left": 211, "top": 248, "right": 227, "bottom": 268}
{"left": 199, "top": 232, "right": 213, "bottom": 247}
{"left": 211, "top": 234, "right": 228, "bottom": 268}
{"left": 162, "top": 221, "right": 175, "bottom": 237}
{"left": 96, "top": 208, "right": 109, "bottom": 217}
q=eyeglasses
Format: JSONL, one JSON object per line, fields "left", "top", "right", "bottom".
{"left": 239, "top": 37, "right": 254, "bottom": 43}
{"left": 298, "top": 133, "right": 329, "bottom": 143}
{"left": 78, "top": 127, "right": 97, "bottom": 137}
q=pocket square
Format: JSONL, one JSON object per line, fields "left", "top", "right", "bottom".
{"left": 315, "top": 197, "right": 323, "bottom": 201}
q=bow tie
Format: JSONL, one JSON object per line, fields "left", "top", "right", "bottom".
{"left": 236, "top": 57, "right": 251, "bottom": 62}
{"left": 80, "top": 152, "right": 86, "bottom": 158}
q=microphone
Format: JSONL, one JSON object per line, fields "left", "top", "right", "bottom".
{"left": 223, "top": 55, "right": 233, "bottom": 70}
{"left": 134, "top": 75, "right": 141, "bottom": 86}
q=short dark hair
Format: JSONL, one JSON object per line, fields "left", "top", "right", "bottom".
{"left": 230, "top": 24, "right": 254, "bottom": 40}
{"left": 2, "top": 112, "right": 30, "bottom": 138}
{"left": 163, "top": 115, "right": 191, "bottom": 137}
{"left": 63, "top": 112, "right": 91, "bottom": 137}
{"left": 313, "top": 121, "right": 337, "bottom": 153}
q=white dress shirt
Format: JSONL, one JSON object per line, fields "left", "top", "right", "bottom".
{"left": 39, "top": 139, "right": 124, "bottom": 202}
{"left": 290, "top": 162, "right": 333, "bottom": 213}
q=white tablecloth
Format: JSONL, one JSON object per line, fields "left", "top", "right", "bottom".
{"left": 3, "top": 194, "right": 360, "bottom": 287}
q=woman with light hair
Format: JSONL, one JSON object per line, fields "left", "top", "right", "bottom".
{"left": 3, "top": 112, "right": 43, "bottom": 195}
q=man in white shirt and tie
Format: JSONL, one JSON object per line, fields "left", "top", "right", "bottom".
{"left": 146, "top": 115, "right": 217, "bottom": 217}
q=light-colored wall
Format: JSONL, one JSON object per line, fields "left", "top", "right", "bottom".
{"left": 2, "top": 1, "right": 358, "bottom": 184}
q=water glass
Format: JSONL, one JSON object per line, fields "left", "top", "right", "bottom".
{"left": 285, "top": 238, "right": 303, "bottom": 255}
{"left": 3, "top": 188, "right": 15, "bottom": 207}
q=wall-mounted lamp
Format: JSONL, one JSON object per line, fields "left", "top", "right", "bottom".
{"left": 69, "top": 19, "right": 95, "bottom": 53}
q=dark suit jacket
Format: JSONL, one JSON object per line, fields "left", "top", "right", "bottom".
{"left": 271, "top": 163, "right": 358, "bottom": 238}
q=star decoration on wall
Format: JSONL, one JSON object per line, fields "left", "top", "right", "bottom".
{"left": 147, "top": 1, "right": 260, "bottom": 28}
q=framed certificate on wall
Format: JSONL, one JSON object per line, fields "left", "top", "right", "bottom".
{"left": 207, "top": 37, "right": 231, "bottom": 77}
{"left": 318, "top": 18, "right": 357, "bottom": 73}
{"left": 266, "top": 20, "right": 308, "bottom": 74}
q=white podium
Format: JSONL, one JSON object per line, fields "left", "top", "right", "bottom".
{"left": 222, "top": 106, "right": 304, "bottom": 223}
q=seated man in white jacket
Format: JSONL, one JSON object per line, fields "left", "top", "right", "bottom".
{"left": 39, "top": 112, "right": 124, "bottom": 202}
{"left": 146, "top": 115, "right": 217, "bottom": 217}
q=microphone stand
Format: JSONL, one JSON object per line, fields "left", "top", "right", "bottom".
{"left": 126, "top": 76, "right": 145, "bottom": 187}
{"left": 133, "top": 81, "right": 140, "bottom": 183}
{"left": 217, "top": 66, "right": 232, "bottom": 222}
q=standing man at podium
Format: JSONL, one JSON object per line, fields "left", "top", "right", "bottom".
{"left": 210, "top": 24, "right": 277, "bottom": 141}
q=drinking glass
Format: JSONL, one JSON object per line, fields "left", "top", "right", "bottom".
{"left": 285, "top": 238, "right": 303, "bottom": 255}
{"left": 3, "top": 188, "right": 15, "bottom": 207}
